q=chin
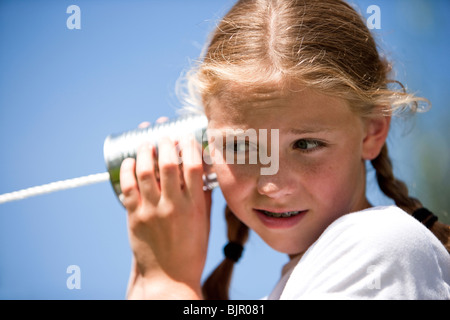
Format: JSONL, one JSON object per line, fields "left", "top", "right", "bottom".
{"left": 261, "top": 235, "right": 307, "bottom": 256}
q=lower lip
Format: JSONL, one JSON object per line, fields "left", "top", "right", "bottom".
{"left": 254, "top": 209, "right": 308, "bottom": 229}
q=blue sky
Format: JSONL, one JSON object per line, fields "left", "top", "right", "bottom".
{"left": 0, "top": 0, "right": 449, "bottom": 299}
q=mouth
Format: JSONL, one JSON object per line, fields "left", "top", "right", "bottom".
{"left": 258, "top": 209, "right": 303, "bottom": 218}
{"left": 254, "top": 208, "right": 308, "bottom": 229}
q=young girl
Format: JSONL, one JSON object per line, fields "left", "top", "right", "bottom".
{"left": 120, "top": 0, "right": 450, "bottom": 299}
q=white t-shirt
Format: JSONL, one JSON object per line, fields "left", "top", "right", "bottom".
{"left": 267, "top": 206, "right": 450, "bottom": 300}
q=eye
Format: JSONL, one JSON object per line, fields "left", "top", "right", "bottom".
{"left": 294, "top": 139, "right": 324, "bottom": 152}
{"left": 226, "top": 140, "right": 257, "bottom": 153}
{"left": 234, "top": 141, "right": 248, "bottom": 153}
{"left": 225, "top": 141, "right": 244, "bottom": 153}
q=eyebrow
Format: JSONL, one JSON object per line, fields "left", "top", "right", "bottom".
{"left": 209, "top": 127, "right": 333, "bottom": 137}
{"left": 223, "top": 129, "right": 259, "bottom": 139}
{"left": 288, "top": 127, "right": 333, "bottom": 135}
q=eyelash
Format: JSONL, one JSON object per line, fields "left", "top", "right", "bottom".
{"left": 223, "top": 139, "right": 326, "bottom": 154}
{"left": 293, "top": 139, "right": 326, "bottom": 153}
{"left": 225, "top": 141, "right": 256, "bottom": 153}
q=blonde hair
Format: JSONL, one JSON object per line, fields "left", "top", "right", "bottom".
{"left": 179, "top": 0, "right": 449, "bottom": 299}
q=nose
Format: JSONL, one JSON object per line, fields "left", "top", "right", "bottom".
{"left": 256, "top": 163, "right": 296, "bottom": 199}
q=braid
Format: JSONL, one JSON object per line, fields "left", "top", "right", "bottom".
{"left": 202, "top": 205, "right": 249, "bottom": 299}
{"left": 371, "top": 144, "right": 450, "bottom": 253}
{"left": 371, "top": 144, "right": 422, "bottom": 213}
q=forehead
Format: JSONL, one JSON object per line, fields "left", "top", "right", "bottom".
{"left": 206, "top": 84, "right": 352, "bottom": 129}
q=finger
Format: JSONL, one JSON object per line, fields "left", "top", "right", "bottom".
{"left": 180, "top": 136, "right": 204, "bottom": 201}
{"left": 136, "top": 144, "right": 160, "bottom": 206}
{"left": 203, "top": 188, "right": 213, "bottom": 223}
{"left": 120, "top": 158, "right": 141, "bottom": 212}
{"left": 156, "top": 116, "right": 169, "bottom": 124}
{"left": 138, "top": 121, "right": 151, "bottom": 128}
{"left": 158, "top": 137, "right": 183, "bottom": 199}
{"left": 138, "top": 116, "right": 168, "bottom": 129}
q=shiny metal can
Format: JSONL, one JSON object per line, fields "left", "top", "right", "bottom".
{"left": 103, "top": 114, "right": 217, "bottom": 203}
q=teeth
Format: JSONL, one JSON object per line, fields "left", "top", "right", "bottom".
{"left": 262, "top": 210, "right": 301, "bottom": 218}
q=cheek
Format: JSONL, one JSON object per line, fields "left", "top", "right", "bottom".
{"left": 305, "top": 153, "right": 364, "bottom": 214}
{"left": 213, "top": 163, "right": 257, "bottom": 210}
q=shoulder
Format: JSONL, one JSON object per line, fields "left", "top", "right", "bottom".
{"left": 324, "top": 206, "right": 435, "bottom": 251}
{"left": 312, "top": 206, "right": 446, "bottom": 259}
{"left": 280, "top": 206, "right": 450, "bottom": 300}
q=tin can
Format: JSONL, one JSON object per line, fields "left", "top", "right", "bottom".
{"left": 103, "top": 114, "right": 218, "bottom": 203}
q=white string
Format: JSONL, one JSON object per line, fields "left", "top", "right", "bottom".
{"left": 0, "top": 172, "right": 110, "bottom": 205}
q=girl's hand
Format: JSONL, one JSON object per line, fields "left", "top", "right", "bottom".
{"left": 121, "top": 120, "right": 212, "bottom": 299}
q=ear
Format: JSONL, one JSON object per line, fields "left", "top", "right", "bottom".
{"left": 362, "top": 114, "right": 391, "bottom": 161}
